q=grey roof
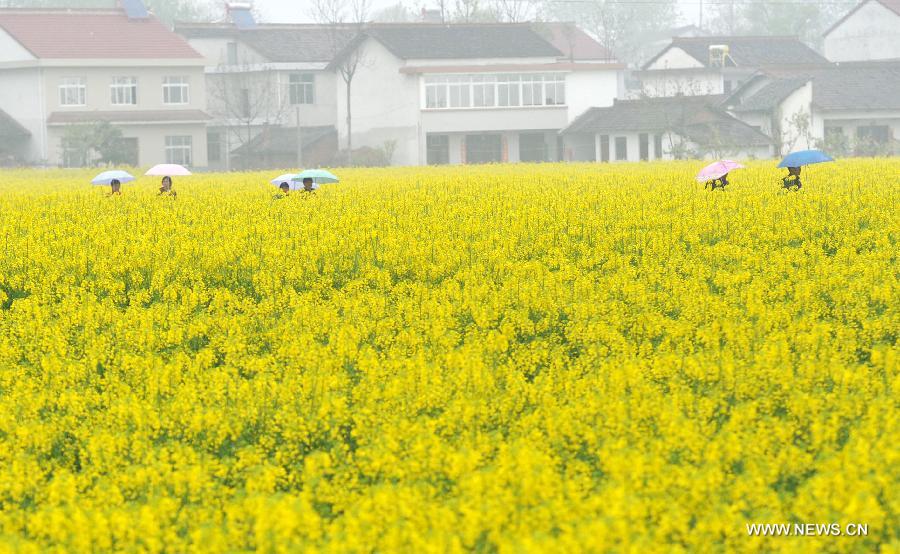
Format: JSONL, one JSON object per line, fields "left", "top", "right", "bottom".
{"left": 0, "top": 109, "right": 29, "bottom": 139}
{"left": 231, "top": 126, "right": 336, "bottom": 156}
{"left": 645, "top": 36, "right": 829, "bottom": 69}
{"left": 731, "top": 77, "right": 808, "bottom": 112}
{"left": 176, "top": 24, "right": 356, "bottom": 62}
{"left": 732, "top": 62, "right": 900, "bottom": 112}
{"left": 562, "top": 95, "right": 772, "bottom": 146}
{"left": 365, "top": 24, "right": 562, "bottom": 60}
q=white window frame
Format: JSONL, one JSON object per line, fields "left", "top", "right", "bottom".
{"left": 165, "top": 135, "right": 192, "bottom": 165}
{"left": 110, "top": 76, "right": 137, "bottom": 105}
{"left": 289, "top": 73, "right": 315, "bottom": 105}
{"left": 59, "top": 77, "right": 86, "bottom": 107}
{"left": 163, "top": 76, "right": 189, "bottom": 105}
{"left": 424, "top": 73, "right": 565, "bottom": 110}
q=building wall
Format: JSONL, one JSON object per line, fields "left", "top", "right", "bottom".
{"left": 41, "top": 65, "right": 207, "bottom": 114}
{"left": 46, "top": 121, "right": 208, "bottom": 168}
{"left": 336, "top": 38, "right": 421, "bottom": 165}
{"left": 824, "top": 1, "right": 900, "bottom": 62}
{"left": 0, "top": 66, "right": 46, "bottom": 163}
{"left": 639, "top": 71, "right": 723, "bottom": 97}
{"left": 0, "top": 27, "right": 34, "bottom": 62}
{"left": 777, "top": 81, "right": 814, "bottom": 154}
{"left": 566, "top": 70, "right": 618, "bottom": 121}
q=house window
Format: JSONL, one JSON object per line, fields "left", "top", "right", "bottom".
{"left": 615, "top": 136, "right": 628, "bottom": 161}
{"left": 227, "top": 42, "right": 238, "bottom": 65}
{"left": 825, "top": 126, "right": 843, "bottom": 138}
{"left": 497, "top": 74, "right": 520, "bottom": 107}
{"left": 472, "top": 75, "right": 496, "bottom": 108}
{"left": 208, "top": 131, "right": 222, "bottom": 162}
{"left": 424, "top": 73, "right": 565, "bottom": 110}
{"left": 856, "top": 125, "right": 889, "bottom": 144}
{"left": 600, "top": 135, "right": 610, "bottom": 162}
{"left": 654, "top": 134, "right": 663, "bottom": 159}
{"left": 519, "top": 133, "right": 548, "bottom": 162}
{"left": 465, "top": 134, "right": 502, "bottom": 164}
{"left": 110, "top": 77, "right": 137, "bottom": 105}
{"left": 639, "top": 133, "right": 649, "bottom": 161}
{"left": 59, "top": 77, "right": 86, "bottom": 106}
{"left": 289, "top": 74, "right": 315, "bottom": 104}
{"left": 165, "top": 135, "right": 192, "bottom": 165}
{"left": 426, "top": 134, "right": 449, "bottom": 165}
{"left": 163, "top": 76, "right": 189, "bottom": 104}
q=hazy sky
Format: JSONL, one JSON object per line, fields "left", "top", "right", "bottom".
{"left": 255, "top": 0, "right": 699, "bottom": 25}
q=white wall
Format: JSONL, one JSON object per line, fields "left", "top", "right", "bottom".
{"left": 640, "top": 71, "right": 723, "bottom": 97}
{"left": 337, "top": 38, "right": 421, "bottom": 165}
{"left": 0, "top": 67, "right": 46, "bottom": 162}
{"left": 645, "top": 47, "right": 705, "bottom": 70}
{"left": 777, "top": 81, "right": 814, "bottom": 154}
{"left": 46, "top": 122, "right": 208, "bottom": 168}
{"left": 0, "top": 28, "right": 35, "bottom": 63}
{"left": 566, "top": 69, "right": 618, "bottom": 122}
{"left": 824, "top": 1, "right": 900, "bottom": 62}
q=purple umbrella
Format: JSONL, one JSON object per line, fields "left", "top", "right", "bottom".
{"left": 696, "top": 160, "right": 744, "bottom": 183}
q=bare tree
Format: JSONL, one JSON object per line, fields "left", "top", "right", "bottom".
{"left": 488, "top": 0, "right": 537, "bottom": 22}
{"left": 311, "top": 0, "right": 370, "bottom": 165}
{"left": 207, "top": 55, "right": 292, "bottom": 169}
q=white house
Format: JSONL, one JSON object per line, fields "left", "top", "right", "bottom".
{"left": 0, "top": 4, "right": 209, "bottom": 168}
{"left": 331, "top": 23, "right": 624, "bottom": 166}
{"left": 638, "top": 36, "right": 829, "bottom": 98}
{"left": 561, "top": 95, "right": 774, "bottom": 162}
{"left": 176, "top": 6, "right": 351, "bottom": 169}
{"left": 824, "top": 0, "right": 900, "bottom": 62}
{"left": 724, "top": 62, "right": 900, "bottom": 156}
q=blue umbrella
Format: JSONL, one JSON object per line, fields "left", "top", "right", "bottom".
{"left": 292, "top": 169, "right": 339, "bottom": 184}
{"left": 777, "top": 149, "right": 834, "bottom": 168}
{"left": 91, "top": 170, "right": 135, "bottom": 185}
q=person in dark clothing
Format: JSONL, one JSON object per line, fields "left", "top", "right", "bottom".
{"left": 782, "top": 166, "right": 802, "bottom": 191}
{"left": 109, "top": 179, "right": 122, "bottom": 195}
{"left": 301, "top": 177, "right": 316, "bottom": 193}
{"left": 705, "top": 173, "right": 729, "bottom": 191}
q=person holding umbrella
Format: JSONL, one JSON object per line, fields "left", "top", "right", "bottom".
{"left": 777, "top": 149, "right": 833, "bottom": 191}
{"left": 696, "top": 160, "right": 743, "bottom": 191}
{"left": 158, "top": 176, "right": 177, "bottom": 197}
{"left": 91, "top": 169, "right": 134, "bottom": 195}
{"left": 300, "top": 177, "right": 316, "bottom": 194}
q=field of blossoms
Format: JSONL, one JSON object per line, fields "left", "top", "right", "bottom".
{"left": 0, "top": 160, "right": 897, "bottom": 552}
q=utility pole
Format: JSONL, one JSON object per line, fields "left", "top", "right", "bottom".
{"left": 296, "top": 106, "right": 303, "bottom": 168}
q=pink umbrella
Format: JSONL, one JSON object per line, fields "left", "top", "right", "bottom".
{"left": 145, "top": 164, "right": 192, "bottom": 177}
{"left": 696, "top": 160, "right": 744, "bottom": 183}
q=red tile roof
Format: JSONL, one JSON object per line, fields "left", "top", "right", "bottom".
{"left": 879, "top": 0, "right": 900, "bottom": 16}
{"left": 533, "top": 23, "right": 617, "bottom": 62}
{"left": 0, "top": 9, "right": 202, "bottom": 60}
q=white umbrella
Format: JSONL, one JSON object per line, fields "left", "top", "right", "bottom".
{"left": 145, "top": 164, "right": 191, "bottom": 177}
{"left": 92, "top": 170, "right": 135, "bottom": 185}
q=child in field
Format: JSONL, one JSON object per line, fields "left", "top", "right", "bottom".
{"left": 301, "top": 177, "right": 316, "bottom": 193}
{"left": 109, "top": 179, "right": 122, "bottom": 196}
{"left": 273, "top": 182, "right": 290, "bottom": 199}
{"left": 705, "top": 173, "right": 729, "bottom": 191}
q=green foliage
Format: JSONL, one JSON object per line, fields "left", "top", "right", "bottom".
{"left": 59, "top": 122, "right": 132, "bottom": 168}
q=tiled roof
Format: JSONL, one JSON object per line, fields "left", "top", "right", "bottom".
{"left": 731, "top": 78, "right": 808, "bottom": 112}
{"left": 230, "top": 126, "right": 336, "bottom": 156}
{"left": 47, "top": 110, "right": 210, "bottom": 124}
{"left": 825, "top": 0, "right": 900, "bottom": 36}
{"left": 881, "top": 0, "right": 900, "bottom": 15}
{"left": 531, "top": 22, "right": 616, "bottom": 61}
{"left": 365, "top": 24, "right": 562, "bottom": 60}
{"left": 176, "top": 24, "right": 356, "bottom": 63}
{"left": 645, "top": 36, "right": 828, "bottom": 69}
{"left": 733, "top": 62, "right": 900, "bottom": 112}
{"left": 0, "top": 108, "right": 29, "bottom": 138}
{"left": 0, "top": 9, "right": 202, "bottom": 59}
{"left": 562, "top": 95, "right": 772, "bottom": 146}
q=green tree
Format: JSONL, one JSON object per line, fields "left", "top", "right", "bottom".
{"left": 60, "top": 122, "right": 133, "bottom": 167}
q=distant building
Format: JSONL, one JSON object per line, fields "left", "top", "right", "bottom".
{"left": 177, "top": 5, "right": 353, "bottom": 170}
{"left": 638, "top": 36, "right": 829, "bottom": 98}
{"left": 561, "top": 95, "right": 774, "bottom": 162}
{"left": 0, "top": 4, "right": 209, "bottom": 168}
{"left": 724, "top": 61, "right": 900, "bottom": 155}
{"left": 633, "top": 25, "right": 709, "bottom": 69}
{"left": 332, "top": 23, "right": 623, "bottom": 166}
{"left": 824, "top": 0, "right": 900, "bottom": 62}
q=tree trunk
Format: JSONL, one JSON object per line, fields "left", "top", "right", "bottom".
{"left": 346, "top": 78, "right": 353, "bottom": 166}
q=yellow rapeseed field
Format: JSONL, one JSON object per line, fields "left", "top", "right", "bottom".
{"left": 0, "top": 160, "right": 897, "bottom": 553}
